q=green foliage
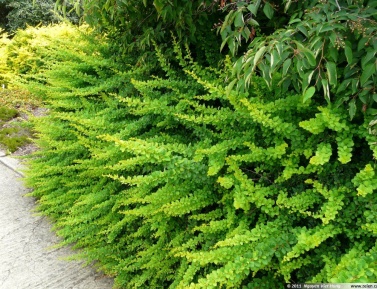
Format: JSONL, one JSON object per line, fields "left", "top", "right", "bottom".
{"left": 58, "top": 0, "right": 226, "bottom": 68}
{"left": 0, "top": 105, "right": 32, "bottom": 152}
{"left": 18, "top": 24, "right": 377, "bottom": 288}
{"left": 0, "top": 0, "right": 79, "bottom": 32}
{"left": 0, "top": 105, "right": 18, "bottom": 121}
{"left": 218, "top": 0, "right": 377, "bottom": 121}
{"left": 2, "top": 24, "right": 101, "bottom": 83}
{"left": 0, "top": 125, "right": 31, "bottom": 152}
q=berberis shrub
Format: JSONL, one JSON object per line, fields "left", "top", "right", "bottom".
{"left": 20, "top": 25, "right": 377, "bottom": 288}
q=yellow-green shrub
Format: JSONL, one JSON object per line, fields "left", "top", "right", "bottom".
{"left": 19, "top": 26, "right": 377, "bottom": 288}
{"left": 1, "top": 24, "right": 96, "bottom": 87}
{"left": 0, "top": 29, "right": 11, "bottom": 84}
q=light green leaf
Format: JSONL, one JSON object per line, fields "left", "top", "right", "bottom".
{"left": 217, "top": 176, "right": 234, "bottom": 189}
{"left": 233, "top": 57, "right": 243, "bottom": 76}
{"left": 303, "top": 50, "right": 316, "bottom": 67}
{"left": 263, "top": 2, "right": 274, "bottom": 19}
{"left": 297, "top": 25, "right": 308, "bottom": 37}
{"left": 282, "top": 58, "right": 291, "bottom": 76}
{"left": 303, "top": 86, "right": 315, "bottom": 103}
{"left": 326, "top": 61, "right": 337, "bottom": 86}
{"left": 289, "top": 18, "right": 301, "bottom": 25}
{"left": 234, "top": 12, "right": 244, "bottom": 28}
{"left": 248, "top": 18, "right": 260, "bottom": 26}
{"left": 271, "top": 49, "right": 280, "bottom": 69}
{"left": 285, "top": 0, "right": 292, "bottom": 12}
{"left": 226, "top": 79, "right": 237, "bottom": 95}
{"left": 302, "top": 71, "right": 315, "bottom": 93}
{"left": 253, "top": 46, "right": 267, "bottom": 68}
{"left": 329, "top": 32, "right": 337, "bottom": 47}
{"left": 322, "top": 79, "right": 330, "bottom": 102}
{"left": 319, "top": 24, "right": 334, "bottom": 33}
{"left": 349, "top": 99, "right": 356, "bottom": 120}
{"left": 328, "top": 47, "right": 338, "bottom": 62}
{"left": 247, "top": 4, "right": 258, "bottom": 15}
{"left": 294, "top": 41, "right": 316, "bottom": 67}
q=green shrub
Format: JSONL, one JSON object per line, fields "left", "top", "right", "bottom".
{"left": 22, "top": 26, "right": 377, "bottom": 288}
{"left": 0, "top": 105, "right": 32, "bottom": 153}
{"left": 0, "top": 0, "right": 79, "bottom": 33}
{"left": 0, "top": 126, "right": 31, "bottom": 152}
{"left": 0, "top": 105, "right": 18, "bottom": 121}
{"left": 1, "top": 24, "right": 95, "bottom": 80}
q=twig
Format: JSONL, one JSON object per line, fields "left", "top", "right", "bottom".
{"left": 335, "top": 0, "right": 341, "bottom": 11}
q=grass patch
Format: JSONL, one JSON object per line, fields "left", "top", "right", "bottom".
{"left": 0, "top": 126, "right": 31, "bottom": 152}
{"left": 0, "top": 88, "right": 41, "bottom": 110}
{"left": 0, "top": 89, "right": 38, "bottom": 153}
{"left": 0, "top": 106, "right": 18, "bottom": 121}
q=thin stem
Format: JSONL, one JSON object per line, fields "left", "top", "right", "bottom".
{"left": 335, "top": 0, "right": 341, "bottom": 11}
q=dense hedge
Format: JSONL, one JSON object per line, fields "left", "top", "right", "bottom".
{"left": 4, "top": 25, "right": 375, "bottom": 288}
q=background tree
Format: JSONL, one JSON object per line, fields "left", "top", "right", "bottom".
{"left": 56, "top": 0, "right": 229, "bottom": 66}
{"left": 217, "top": 0, "right": 377, "bottom": 122}
{"left": 0, "top": 0, "right": 79, "bottom": 33}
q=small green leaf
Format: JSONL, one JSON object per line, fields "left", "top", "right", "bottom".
{"left": 263, "top": 2, "right": 274, "bottom": 19}
{"left": 328, "top": 47, "right": 338, "bottom": 62}
{"left": 344, "top": 41, "right": 353, "bottom": 64}
{"left": 285, "top": 0, "right": 292, "bottom": 12}
{"left": 349, "top": 99, "right": 356, "bottom": 120}
{"left": 234, "top": 12, "right": 244, "bottom": 28}
{"left": 303, "top": 50, "right": 316, "bottom": 67}
{"left": 282, "top": 58, "right": 292, "bottom": 76}
{"left": 289, "top": 18, "right": 301, "bottom": 25}
{"left": 253, "top": 46, "right": 267, "bottom": 68}
{"left": 271, "top": 49, "right": 280, "bottom": 69}
{"left": 220, "top": 36, "right": 231, "bottom": 52}
{"left": 336, "top": 79, "right": 351, "bottom": 94}
{"left": 248, "top": 0, "right": 261, "bottom": 15}
{"left": 226, "top": 79, "right": 237, "bottom": 95}
{"left": 326, "top": 61, "right": 337, "bottom": 86}
{"left": 303, "top": 86, "right": 315, "bottom": 103}
{"left": 318, "top": 24, "right": 334, "bottom": 33}
{"left": 361, "top": 50, "right": 376, "bottom": 69}
{"left": 247, "top": 4, "right": 258, "bottom": 15}
{"left": 360, "top": 63, "right": 376, "bottom": 86}
{"left": 358, "top": 37, "right": 368, "bottom": 51}
{"left": 322, "top": 78, "right": 330, "bottom": 102}
{"left": 297, "top": 25, "right": 308, "bottom": 37}
{"left": 373, "top": 94, "right": 377, "bottom": 102}
{"left": 329, "top": 32, "right": 337, "bottom": 47}
{"left": 218, "top": 176, "right": 234, "bottom": 189}
{"left": 302, "top": 71, "right": 314, "bottom": 93}
{"left": 233, "top": 57, "right": 243, "bottom": 76}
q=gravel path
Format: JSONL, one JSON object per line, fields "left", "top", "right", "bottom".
{"left": 0, "top": 152, "right": 114, "bottom": 289}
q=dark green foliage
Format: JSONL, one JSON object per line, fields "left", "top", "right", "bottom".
{"left": 217, "top": 0, "right": 377, "bottom": 121}
{"left": 58, "top": 0, "right": 226, "bottom": 67}
{"left": 20, "top": 26, "right": 377, "bottom": 288}
{"left": 0, "top": 0, "right": 79, "bottom": 33}
{"left": 58, "top": 0, "right": 377, "bottom": 127}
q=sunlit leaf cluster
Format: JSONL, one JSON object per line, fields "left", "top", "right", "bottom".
{"left": 8, "top": 25, "right": 376, "bottom": 287}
